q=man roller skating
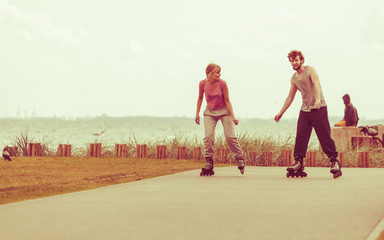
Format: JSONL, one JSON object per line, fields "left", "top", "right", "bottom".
{"left": 274, "top": 50, "right": 342, "bottom": 179}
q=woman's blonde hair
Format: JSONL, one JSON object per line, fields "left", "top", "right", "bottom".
{"left": 205, "top": 63, "right": 221, "bottom": 76}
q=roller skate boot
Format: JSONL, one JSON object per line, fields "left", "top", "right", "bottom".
{"left": 286, "top": 156, "right": 307, "bottom": 178}
{"left": 200, "top": 157, "right": 214, "bottom": 176}
{"left": 236, "top": 157, "right": 245, "bottom": 174}
{"left": 330, "top": 158, "right": 342, "bottom": 179}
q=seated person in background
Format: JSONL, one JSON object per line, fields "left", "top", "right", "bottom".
{"left": 334, "top": 94, "right": 359, "bottom": 127}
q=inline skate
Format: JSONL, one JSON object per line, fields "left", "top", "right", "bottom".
{"left": 286, "top": 156, "right": 307, "bottom": 178}
{"left": 200, "top": 157, "right": 214, "bottom": 176}
{"left": 330, "top": 158, "right": 342, "bottom": 179}
{"left": 237, "top": 157, "right": 245, "bottom": 174}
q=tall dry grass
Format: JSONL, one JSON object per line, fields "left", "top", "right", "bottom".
{"left": 9, "top": 130, "right": 384, "bottom": 167}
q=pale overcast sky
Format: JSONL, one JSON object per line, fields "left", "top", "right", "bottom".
{"left": 1, "top": 0, "right": 383, "bottom": 119}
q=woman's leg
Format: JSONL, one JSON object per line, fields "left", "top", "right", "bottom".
{"left": 203, "top": 115, "right": 218, "bottom": 159}
{"left": 221, "top": 115, "right": 243, "bottom": 159}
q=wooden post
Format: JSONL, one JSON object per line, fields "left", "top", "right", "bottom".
{"left": 115, "top": 144, "right": 127, "bottom": 157}
{"left": 118, "top": 144, "right": 121, "bottom": 157}
{"left": 89, "top": 143, "right": 94, "bottom": 156}
{"left": 121, "top": 144, "right": 127, "bottom": 157}
{"left": 97, "top": 143, "right": 102, "bottom": 157}
{"left": 28, "top": 143, "right": 32, "bottom": 156}
{"left": 177, "top": 146, "right": 186, "bottom": 159}
{"left": 32, "top": 143, "right": 37, "bottom": 156}
{"left": 28, "top": 143, "right": 41, "bottom": 157}
{"left": 89, "top": 143, "right": 101, "bottom": 157}
{"left": 64, "top": 144, "right": 71, "bottom": 157}
{"left": 137, "top": 144, "right": 147, "bottom": 158}
{"left": 281, "top": 149, "right": 292, "bottom": 166}
{"left": 306, "top": 151, "right": 317, "bottom": 167}
{"left": 263, "top": 151, "right": 273, "bottom": 166}
{"left": 217, "top": 148, "right": 229, "bottom": 163}
{"left": 358, "top": 152, "right": 362, "bottom": 167}
{"left": 37, "top": 143, "right": 41, "bottom": 156}
{"left": 156, "top": 145, "right": 160, "bottom": 159}
{"left": 94, "top": 143, "right": 98, "bottom": 157}
{"left": 93, "top": 144, "right": 98, "bottom": 157}
{"left": 358, "top": 151, "right": 370, "bottom": 168}
{"left": 193, "top": 147, "right": 201, "bottom": 160}
{"left": 115, "top": 144, "right": 119, "bottom": 157}
{"left": 93, "top": 144, "right": 97, "bottom": 157}
{"left": 90, "top": 144, "right": 94, "bottom": 157}
{"left": 36, "top": 143, "right": 40, "bottom": 156}
{"left": 136, "top": 144, "right": 141, "bottom": 158}
{"left": 339, "top": 152, "right": 345, "bottom": 166}
{"left": 156, "top": 145, "right": 167, "bottom": 159}
{"left": 249, "top": 151, "right": 257, "bottom": 166}
{"left": 57, "top": 144, "right": 63, "bottom": 156}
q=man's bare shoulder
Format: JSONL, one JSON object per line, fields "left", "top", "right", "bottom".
{"left": 306, "top": 65, "right": 314, "bottom": 71}
{"left": 306, "top": 66, "right": 319, "bottom": 79}
{"left": 306, "top": 65, "right": 317, "bottom": 73}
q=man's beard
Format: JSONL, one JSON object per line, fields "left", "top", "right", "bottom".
{"left": 293, "top": 63, "right": 302, "bottom": 70}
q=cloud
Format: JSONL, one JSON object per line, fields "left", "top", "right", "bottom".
{"left": 0, "top": 0, "right": 88, "bottom": 46}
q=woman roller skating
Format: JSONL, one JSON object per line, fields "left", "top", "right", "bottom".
{"left": 195, "top": 63, "right": 245, "bottom": 176}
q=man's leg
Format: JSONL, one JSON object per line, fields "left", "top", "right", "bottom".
{"left": 312, "top": 107, "right": 338, "bottom": 158}
{"left": 313, "top": 107, "right": 342, "bottom": 178}
{"left": 294, "top": 110, "right": 313, "bottom": 159}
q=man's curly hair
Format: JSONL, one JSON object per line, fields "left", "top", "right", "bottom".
{"left": 288, "top": 50, "right": 304, "bottom": 61}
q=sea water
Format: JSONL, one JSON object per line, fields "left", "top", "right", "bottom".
{"left": 0, "top": 116, "right": 381, "bottom": 150}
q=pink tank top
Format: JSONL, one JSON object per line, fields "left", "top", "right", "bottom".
{"left": 199, "top": 79, "right": 226, "bottom": 110}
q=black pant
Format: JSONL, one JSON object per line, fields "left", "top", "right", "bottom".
{"left": 294, "top": 106, "right": 338, "bottom": 159}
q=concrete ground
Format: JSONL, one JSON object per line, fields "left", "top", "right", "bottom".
{"left": 0, "top": 167, "right": 384, "bottom": 240}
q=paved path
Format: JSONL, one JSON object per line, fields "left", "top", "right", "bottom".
{"left": 1, "top": 167, "right": 384, "bottom": 240}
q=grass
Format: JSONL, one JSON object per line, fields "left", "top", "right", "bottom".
{"left": 3, "top": 131, "right": 384, "bottom": 205}
{"left": 9, "top": 130, "right": 384, "bottom": 168}
{"left": 0, "top": 157, "right": 229, "bottom": 205}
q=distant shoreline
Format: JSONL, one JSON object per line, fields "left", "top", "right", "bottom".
{"left": 0, "top": 115, "right": 383, "bottom": 124}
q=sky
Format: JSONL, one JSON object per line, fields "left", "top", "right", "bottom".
{"left": 1, "top": 0, "right": 384, "bottom": 120}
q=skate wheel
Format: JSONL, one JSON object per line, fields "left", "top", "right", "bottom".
{"left": 286, "top": 172, "right": 290, "bottom": 178}
{"left": 333, "top": 170, "right": 342, "bottom": 179}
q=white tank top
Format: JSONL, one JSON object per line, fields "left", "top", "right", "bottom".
{"left": 292, "top": 66, "right": 327, "bottom": 112}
